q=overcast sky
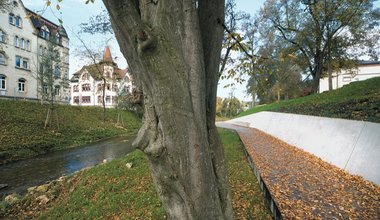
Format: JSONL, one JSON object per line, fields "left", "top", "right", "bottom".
{"left": 21, "top": 0, "right": 271, "bottom": 101}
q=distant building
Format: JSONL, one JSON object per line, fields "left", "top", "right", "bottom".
{"left": 319, "top": 61, "right": 380, "bottom": 93}
{"left": 69, "top": 46, "right": 133, "bottom": 108}
{"left": 0, "top": 0, "right": 70, "bottom": 102}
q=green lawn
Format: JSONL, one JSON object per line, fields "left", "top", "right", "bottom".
{"left": 2, "top": 129, "right": 271, "bottom": 219}
{"left": 0, "top": 99, "right": 141, "bottom": 164}
{"left": 238, "top": 77, "right": 380, "bottom": 123}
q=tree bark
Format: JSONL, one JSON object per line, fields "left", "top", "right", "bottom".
{"left": 103, "top": 0, "right": 232, "bottom": 219}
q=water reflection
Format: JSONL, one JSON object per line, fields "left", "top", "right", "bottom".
{"left": 0, "top": 136, "right": 135, "bottom": 197}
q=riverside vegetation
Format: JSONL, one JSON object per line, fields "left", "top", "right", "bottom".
{"left": 1, "top": 129, "right": 272, "bottom": 219}
{"left": 0, "top": 99, "right": 141, "bottom": 165}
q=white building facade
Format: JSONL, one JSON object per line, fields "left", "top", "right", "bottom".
{"left": 319, "top": 61, "right": 380, "bottom": 93}
{"left": 0, "top": 0, "right": 69, "bottom": 102}
{"left": 70, "top": 47, "right": 133, "bottom": 108}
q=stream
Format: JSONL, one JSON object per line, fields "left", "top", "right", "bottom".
{"left": 0, "top": 136, "right": 135, "bottom": 197}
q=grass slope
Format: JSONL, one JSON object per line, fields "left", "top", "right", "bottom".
{"left": 0, "top": 99, "right": 141, "bottom": 164}
{"left": 238, "top": 77, "right": 380, "bottom": 122}
{"left": 2, "top": 129, "right": 271, "bottom": 219}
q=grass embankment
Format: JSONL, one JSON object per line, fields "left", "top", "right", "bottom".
{"left": 0, "top": 99, "right": 141, "bottom": 164}
{"left": 2, "top": 129, "right": 271, "bottom": 219}
{"left": 238, "top": 77, "right": 380, "bottom": 123}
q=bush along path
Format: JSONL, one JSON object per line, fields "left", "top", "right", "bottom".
{"left": 235, "top": 125, "right": 380, "bottom": 219}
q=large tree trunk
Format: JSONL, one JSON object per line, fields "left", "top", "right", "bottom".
{"left": 312, "top": 51, "right": 324, "bottom": 93}
{"left": 103, "top": 0, "right": 232, "bottom": 219}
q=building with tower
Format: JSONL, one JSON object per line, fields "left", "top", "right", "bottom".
{"left": 69, "top": 46, "right": 133, "bottom": 108}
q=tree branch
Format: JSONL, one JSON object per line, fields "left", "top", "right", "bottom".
{"left": 218, "top": 19, "right": 268, "bottom": 60}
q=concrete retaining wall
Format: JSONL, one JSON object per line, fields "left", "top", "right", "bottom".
{"left": 229, "top": 112, "right": 380, "bottom": 185}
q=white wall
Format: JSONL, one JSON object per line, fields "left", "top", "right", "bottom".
{"left": 0, "top": 0, "right": 39, "bottom": 99}
{"left": 320, "top": 63, "right": 380, "bottom": 93}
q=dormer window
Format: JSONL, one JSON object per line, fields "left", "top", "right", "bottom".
{"left": 13, "top": 1, "right": 18, "bottom": 7}
{"left": 55, "top": 33, "right": 60, "bottom": 44}
{"left": 39, "top": 26, "right": 50, "bottom": 39}
{"left": 82, "top": 73, "right": 90, "bottom": 80}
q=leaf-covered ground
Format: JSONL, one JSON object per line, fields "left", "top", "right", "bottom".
{"left": 238, "top": 127, "right": 380, "bottom": 219}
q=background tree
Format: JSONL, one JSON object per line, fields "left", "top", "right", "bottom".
{"left": 38, "top": 38, "right": 67, "bottom": 129}
{"left": 72, "top": 31, "right": 111, "bottom": 123}
{"left": 100, "top": 1, "right": 232, "bottom": 218}
{"left": 221, "top": 96, "right": 242, "bottom": 117}
{"left": 259, "top": 0, "right": 379, "bottom": 93}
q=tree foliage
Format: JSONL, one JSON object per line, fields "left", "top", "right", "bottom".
{"left": 258, "top": 0, "right": 379, "bottom": 93}
{"left": 220, "top": 96, "right": 242, "bottom": 117}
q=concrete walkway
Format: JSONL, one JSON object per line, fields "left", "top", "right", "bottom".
{"left": 217, "top": 122, "right": 380, "bottom": 219}
{"left": 227, "top": 111, "right": 380, "bottom": 185}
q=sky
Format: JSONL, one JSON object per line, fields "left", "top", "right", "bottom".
{"left": 21, "top": 0, "right": 271, "bottom": 101}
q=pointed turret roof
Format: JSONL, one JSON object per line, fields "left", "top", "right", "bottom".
{"left": 103, "top": 46, "right": 113, "bottom": 63}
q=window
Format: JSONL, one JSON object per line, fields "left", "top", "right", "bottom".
{"left": 63, "top": 70, "right": 68, "bottom": 80}
{"left": 106, "top": 83, "right": 111, "bottom": 91}
{"left": 13, "top": 1, "right": 18, "bottom": 7}
{"left": 15, "top": 56, "right": 29, "bottom": 69}
{"left": 73, "top": 96, "right": 79, "bottom": 104}
{"left": 82, "top": 83, "right": 91, "bottom": 91}
{"left": 112, "top": 84, "right": 117, "bottom": 92}
{"left": 73, "top": 85, "right": 79, "bottom": 92}
{"left": 8, "top": 13, "right": 14, "bottom": 25}
{"left": 82, "top": 73, "right": 89, "bottom": 80}
{"left": 53, "top": 66, "right": 61, "bottom": 78}
{"left": 97, "top": 95, "right": 103, "bottom": 104}
{"left": 39, "top": 45, "right": 43, "bottom": 55}
{"left": 82, "top": 96, "right": 91, "bottom": 103}
{"left": 343, "top": 77, "right": 351, "bottom": 82}
{"left": 18, "top": 78, "right": 25, "bottom": 92}
{"left": 106, "top": 96, "right": 111, "bottom": 103}
{"left": 14, "top": 35, "right": 18, "bottom": 47}
{"left": 20, "top": 38, "right": 24, "bottom": 49}
{"left": 43, "top": 84, "right": 48, "bottom": 94}
{"left": 40, "top": 26, "right": 50, "bottom": 39}
{"left": 0, "top": 53, "right": 6, "bottom": 65}
{"left": 25, "top": 40, "right": 30, "bottom": 51}
{"left": 0, "top": 75, "right": 6, "bottom": 90}
{"left": 15, "top": 16, "right": 22, "bottom": 28}
{"left": 15, "top": 55, "right": 21, "bottom": 67}
{"left": 22, "top": 58, "right": 29, "bottom": 69}
{"left": 112, "top": 96, "right": 117, "bottom": 104}
{"left": 0, "top": 30, "right": 5, "bottom": 43}
{"left": 55, "top": 33, "right": 60, "bottom": 44}
{"left": 97, "top": 83, "right": 103, "bottom": 92}
{"left": 54, "top": 85, "right": 60, "bottom": 96}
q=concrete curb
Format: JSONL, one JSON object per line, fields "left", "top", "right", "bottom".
{"left": 240, "top": 136, "right": 282, "bottom": 220}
